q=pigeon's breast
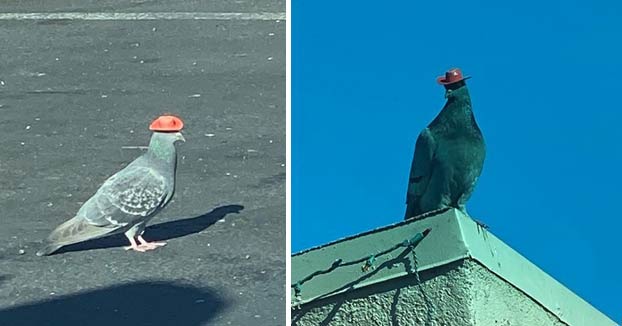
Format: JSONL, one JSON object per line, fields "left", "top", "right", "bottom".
{"left": 435, "top": 138, "right": 485, "bottom": 185}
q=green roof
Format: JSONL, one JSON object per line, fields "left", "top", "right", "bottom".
{"left": 292, "top": 209, "right": 616, "bottom": 326}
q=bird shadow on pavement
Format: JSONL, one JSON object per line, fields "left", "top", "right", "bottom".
{"left": 0, "top": 275, "right": 10, "bottom": 287}
{"left": 0, "top": 281, "right": 227, "bottom": 326}
{"left": 55, "top": 204, "right": 244, "bottom": 254}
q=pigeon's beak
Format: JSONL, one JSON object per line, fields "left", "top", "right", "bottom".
{"left": 176, "top": 132, "right": 186, "bottom": 143}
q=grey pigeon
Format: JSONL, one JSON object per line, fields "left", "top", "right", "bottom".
{"left": 404, "top": 68, "right": 485, "bottom": 219}
{"left": 37, "top": 115, "right": 185, "bottom": 256}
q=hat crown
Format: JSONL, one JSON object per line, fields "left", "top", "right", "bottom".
{"left": 149, "top": 115, "right": 184, "bottom": 132}
{"left": 444, "top": 68, "right": 463, "bottom": 81}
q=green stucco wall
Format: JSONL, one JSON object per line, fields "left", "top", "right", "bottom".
{"left": 293, "top": 259, "right": 567, "bottom": 326}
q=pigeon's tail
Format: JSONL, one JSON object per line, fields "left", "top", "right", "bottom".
{"left": 36, "top": 243, "right": 65, "bottom": 256}
{"left": 404, "top": 202, "right": 422, "bottom": 220}
{"left": 36, "top": 216, "right": 118, "bottom": 256}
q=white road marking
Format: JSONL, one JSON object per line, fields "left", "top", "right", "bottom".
{"left": 0, "top": 12, "right": 286, "bottom": 21}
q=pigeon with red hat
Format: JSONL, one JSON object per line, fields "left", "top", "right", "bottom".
{"left": 404, "top": 68, "right": 486, "bottom": 219}
{"left": 37, "top": 115, "right": 186, "bottom": 256}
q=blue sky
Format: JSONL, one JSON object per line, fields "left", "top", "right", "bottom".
{"left": 292, "top": 0, "right": 621, "bottom": 321}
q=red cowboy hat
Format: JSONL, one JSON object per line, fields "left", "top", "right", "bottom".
{"left": 436, "top": 68, "right": 471, "bottom": 85}
{"left": 149, "top": 115, "right": 184, "bottom": 132}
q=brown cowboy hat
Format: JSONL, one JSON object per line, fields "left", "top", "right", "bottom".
{"left": 436, "top": 68, "right": 471, "bottom": 85}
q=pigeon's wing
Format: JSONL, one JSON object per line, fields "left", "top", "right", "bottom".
{"left": 37, "top": 165, "right": 169, "bottom": 256}
{"left": 84, "top": 165, "right": 169, "bottom": 227}
{"left": 405, "top": 128, "right": 436, "bottom": 217}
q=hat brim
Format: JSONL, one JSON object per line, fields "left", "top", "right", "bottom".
{"left": 436, "top": 75, "right": 471, "bottom": 85}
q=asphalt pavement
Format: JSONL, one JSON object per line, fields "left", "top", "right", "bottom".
{"left": 0, "top": 2, "right": 285, "bottom": 325}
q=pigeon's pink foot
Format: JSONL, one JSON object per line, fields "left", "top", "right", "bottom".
{"left": 124, "top": 237, "right": 149, "bottom": 252}
{"left": 137, "top": 235, "right": 167, "bottom": 250}
{"left": 123, "top": 236, "right": 166, "bottom": 252}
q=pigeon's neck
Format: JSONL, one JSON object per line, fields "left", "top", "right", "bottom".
{"left": 147, "top": 134, "right": 178, "bottom": 166}
{"left": 431, "top": 86, "right": 481, "bottom": 134}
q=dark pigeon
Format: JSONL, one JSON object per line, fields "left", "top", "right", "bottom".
{"left": 37, "top": 117, "right": 185, "bottom": 256}
{"left": 405, "top": 68, "right": 486, "bottom": 220}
